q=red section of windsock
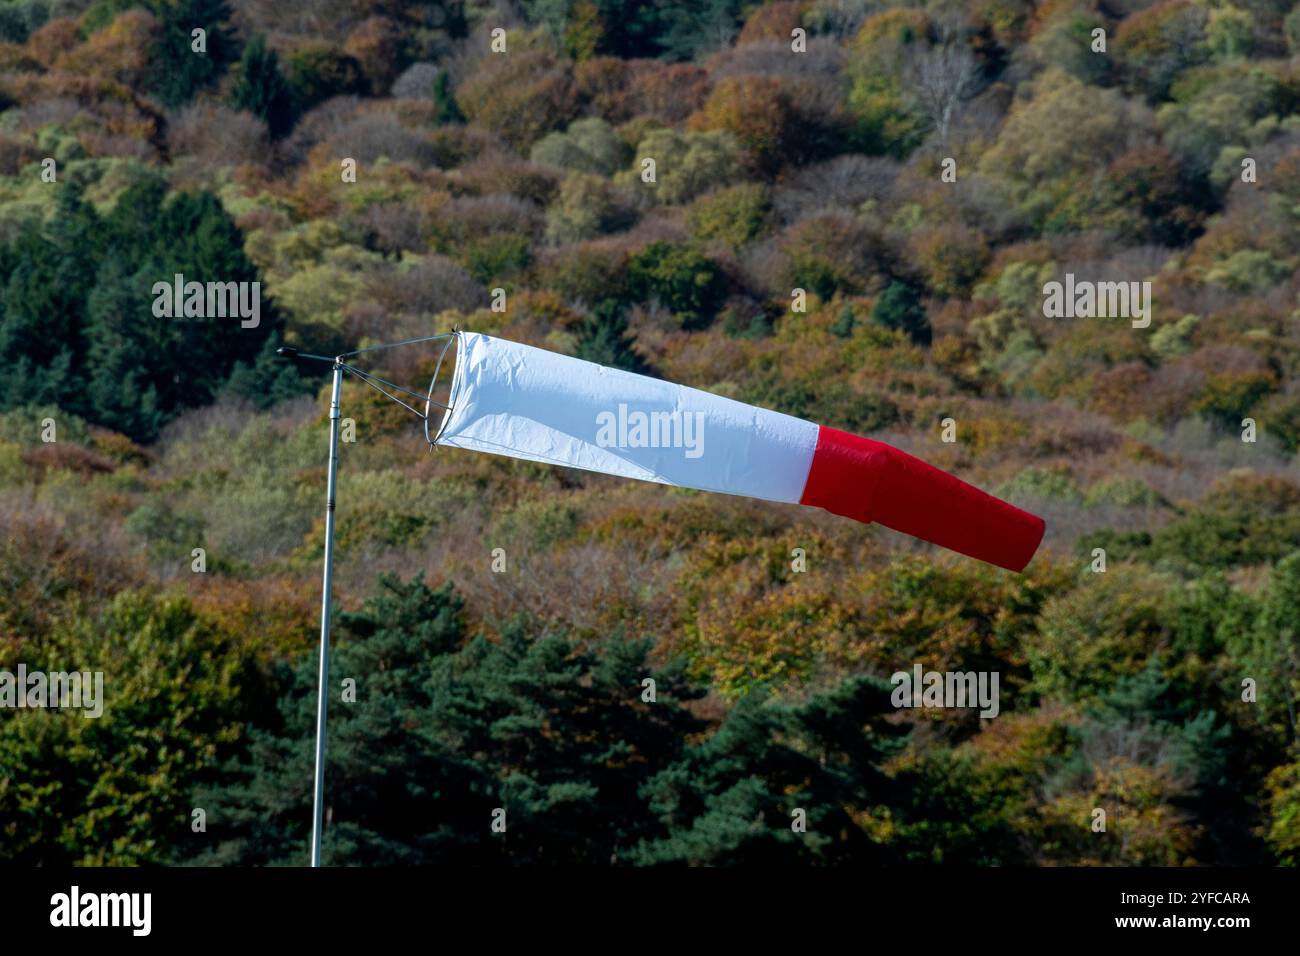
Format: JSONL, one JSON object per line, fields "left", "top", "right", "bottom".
{"left": 798, "top": 426, "right": 1045, "bottom": 572}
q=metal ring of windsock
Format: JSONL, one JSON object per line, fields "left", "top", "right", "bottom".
{"left": 428, "top": 331, "right": 1045, "bottom": 572}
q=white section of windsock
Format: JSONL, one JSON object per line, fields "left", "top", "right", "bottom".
{"left": 435, "top": 331, "right": 819, "bottom": 505}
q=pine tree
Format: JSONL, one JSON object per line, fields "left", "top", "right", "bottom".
{"left": 634, "top": 676, "right": 908, "bottom": 865}
{"left": 186, "top": 576, "right": 706, "bottom": 865}
{"left": 432, "top": 69, "right": 464, "bottom": 125}
{"left": 231, "top": 34, "right": 296, "bottom": 138}
{"left": 0, "top": 182, "right": 101, "bottom": 418}
{"left": 575, "top": 301, "right": 647, "bottom": 374}
{"left": 831, "top": 302, "right": 856, "bottom": 338}
{"left": 84, "top": 260, "right": 165, "bottom": 441}
{"left": 871, "top": 280, "right": 931, "bottom": 346}
{"left": 147, "top": 0, "right": 237, "bottom": 107}
{"left": 0, "top": 172, "right": 280, "bottom": 441}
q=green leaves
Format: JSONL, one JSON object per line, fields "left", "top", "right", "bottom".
{"left": 0, "top": 175, "right": 288, "bottom": 442}
{"left": 188, "top": 576, "right": 708, "bottom": 865}
{"left": 181, "top": 575, "right": 921, "bottom": 866}
{"left": 635, "top": 677, "right": 905, "bottom": 865}
{"left": 230, "top": 34, "right": 295, "bottom": 139}
{"left": 0, "top": 592, "right": 250, "bottom": 865}
{"left": 871, "top": 280, "right": 931, "bottom": 346}
{"left": 145, "top": 0, "right": 237, "bottom": 107}
{"left": 625, "top": 240, "right": 727, "bottom": 330}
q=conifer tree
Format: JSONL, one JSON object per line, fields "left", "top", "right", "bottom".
{"left": 148, "top": 0, "right": 237, "bottom": 106}
{"left": 231, "top": 34, "right": 296, "bottom": 138}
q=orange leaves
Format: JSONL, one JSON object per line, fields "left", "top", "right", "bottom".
{"left": 23, "top": 17, "right": 80, "bottom": 69}
{"left": 907, "top": 223, "right": 992, "bottom": 299}
{"left": 342, "top": 16, "right": 407, "bottom": 94}
{"left": 672, "top": 537, "right": 1069, "bottom": 702}
{"left": 53, "top": 9, "right": 159, "bottom": 90}
{"left": 456, "top": 34, "right": 578, "bottom": 151}
{"left": 692, "top": 582, "right": 853, "bottom": 696}
{"left": 187, "top": 574, "right": 318, "bottom": 660}
{"left": 689, "top": 74, "right": 793, "bottom": 177}
{"left": 737, "top": 1, "right": 807, "bottom": 47}
{"left": 1038, "top": 762, "right": 1201, "bottom": 865}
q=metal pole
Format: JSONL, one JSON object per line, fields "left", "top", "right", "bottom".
{"left": 310, "top": 361, "right": 344, "bottom": 867}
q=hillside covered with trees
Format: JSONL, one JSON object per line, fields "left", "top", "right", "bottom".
{"left": 2, "top": 0, "right": 1300, "bottom": 865}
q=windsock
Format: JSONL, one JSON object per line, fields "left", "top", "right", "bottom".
{"left": 433, "top": 332, "right": 1044, "bottom": 572}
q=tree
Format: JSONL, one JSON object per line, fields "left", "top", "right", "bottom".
{"left": 342, "top": 15, "right": 409, "bottom": 94}
{"left": 456, "top": 37, "right": 577, "bottom": 150}
{"left": 979, "top": 71, "right": 1154, "bottom": 229}
{"left": 634, "top": 676, "right": 906, "bottom": 865}
{"left": 83, "top": 260, "right": 166, "bottom": 441}
{"left": 0, "top": 173, "right": 284, "bottom": 441}
{"left": 187, "top": 576, "right": 707, "bottom": 865}
{"left": 654, "top": 0, "right": 745, "bottom": 61}
{"left": 690, "top": 75, "right": 795, "bottom": 177}
{"left": 545, "top": 0, "right": 744, "bottom": 61}
{"left": 531, "top": 117, "right": 629, "bottom": 176}
{"left": 284, "top": 43, "right": 366, "bottom": 114}
{"left": 0, "top": 182, "right": 99, "bottom": 418}
{"left": 1264, "top": 755, "right": 1300, "bottom": 864}
{"left": 909, "top": 39, "right": 982, "bottom": 144}
{"left": 544, "top": 172, "right": 637, "bottom": 245}
{"left": 1241, "top": 553, "right": 1300, "bottom": 744}
{"left": 871, "top": 280, "right": 931, "bottom": 346}
{"left": 625, "top": 241, "right": 727, "bottom": 330}
{"left": 146, "top": 0, "right": 237, "bottom": 107}
{"left": 831, "top": 302, "right": 856, "bottom": 338}
{"left": 432, "top": 68, "right": 464, "bottom": 125}
{"left": 0, "top": 593, "right": 251, "bottom": 865}
{"left": 230, "top": 34, "right": 295, "bottom": 138}
{"left": 622, "top": 128, "right": 744, "bottom": 204}
{"left": 1114, "top": 0, "right": 1209, "bottom": 101}
{"left": 575, "top": 300, "right": 646, "bottom": 373}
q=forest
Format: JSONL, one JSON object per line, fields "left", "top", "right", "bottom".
{"left": 1, "top": 0, "right": 1299, "bottom": 866}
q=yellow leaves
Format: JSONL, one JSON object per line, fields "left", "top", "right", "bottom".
{"left": 513, "top": 289, "right": 585, "bottom": 334}
{"left": 618, "top": 128, "right": 744, "bottom": 205}
{"left": 23, "top": 17, "right": 80, "bottom": 69}
{"left": 1262, "top": 757, "right": 1300, "bottom": 865}
{"left": 954, "top": 414, "right": 1032, "bottom": 458}
{"left": 53, "top": 9, "right": 159, "bottom": 90}
{"left": 289, "top": 146, "right": 448, "bottom": 221}
{"left": 981, "top": 69, "right": 1154, "bottom": 189}
{"left": 657, "top": 502, "right": 1072, "bottom": 702}
{"left": 457, "top": 32, "right": 578, "bottom": 151}
{"left": 688, "top": 75, "right": 792, "bottom": 176}
{"left": 1040, "top": 761, "right": 1201, "bottom": 865}
{"left": 692, "top": 581, "right": 855, "bottom": 697}
{"left": 965, "top": 703, "right": 1077, "bottom": 775}
{"left": 737, "top": 1, "right": 806, "bottom": 47}
{"left": 676, "top": 537, "right": 1059, "bottom": 698}
{"left": 853, "top": 9, "right": 931, "bottom": 51}
{"left": 670, "top": 528, "right": 859, "bottom": 695}
{"left": 0, "top": 438, "right": 26, "bottom": 485}
{"left": 88, "top": 427, "right": 151, "bottom": 468}
{"left": 189, "top": 575, "right": 318, "bottom": 661}
{"left": 562, "top": 1, "right": 603, "bottom": 63}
